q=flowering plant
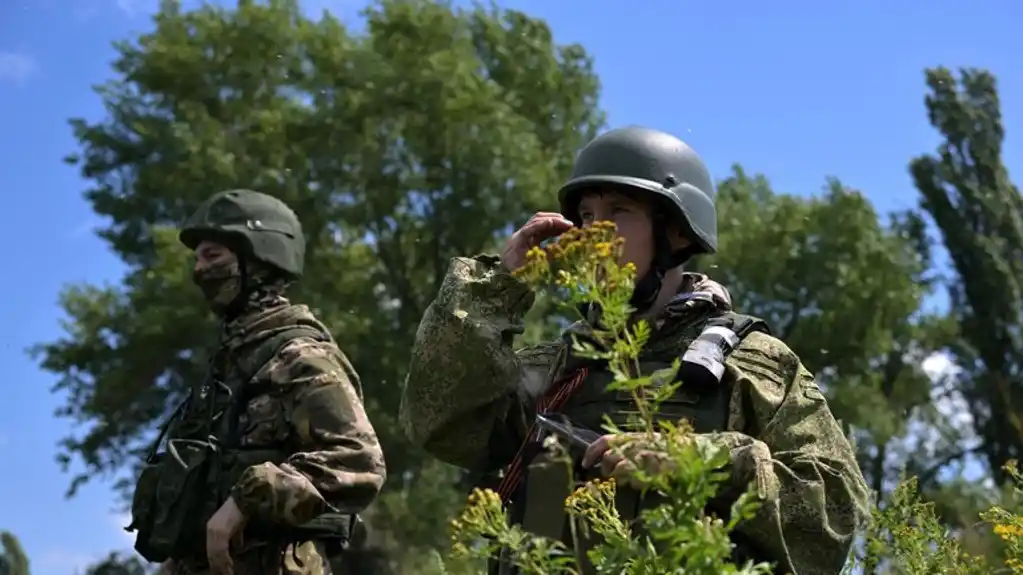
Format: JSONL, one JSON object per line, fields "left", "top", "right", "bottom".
{"left": 447, "top": 222, "right": 772, "bottom": 574}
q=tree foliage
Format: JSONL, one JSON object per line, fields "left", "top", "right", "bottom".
{"left": 0, "top": 532, "right": 29, "bottom": 575}
{"left": 82, "top": 552, "right": 152, "bottom": 575}
{"left": 30, "top": 0, "right": 1023, "bottom": 570}
{"left": 910, "top": 67, "right": 1023, "bottom": 483}
{"left": 33, "top": 0, "right": 604, "bottom": 567}
{"left": 692, "top": 168, "right": 958, "bottom": 500}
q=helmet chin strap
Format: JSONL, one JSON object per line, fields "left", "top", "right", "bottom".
{"left": 629, "top": 267, "right": 664, "bottom": 312}
{"left": 630, "top": 228, "right": 693, "bottom": 314}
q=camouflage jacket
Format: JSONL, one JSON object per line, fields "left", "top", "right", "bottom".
{"left": 164, "top": 302, "right": 386, "bottom": 564}
{"left": 400, "top": 255, "right": 871, "bottom": 575}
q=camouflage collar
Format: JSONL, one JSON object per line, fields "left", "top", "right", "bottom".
{"left": 221, "top": 299, "right": 306, "bottom": 350}
{"left": 663, "top": 272, "right": 732, "bottom": 314}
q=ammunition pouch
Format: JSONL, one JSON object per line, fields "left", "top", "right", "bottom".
{"left": 129, "top": 439, "right": 217, "bottom": 562}
{"left": 129, "top": 324, "right": 363, "bottom": 562}
{"left": 296, "top": 513, "right": 365, "bottom": 554}
{"left": 244, "top": 511, "right": 365, "bottom": 558}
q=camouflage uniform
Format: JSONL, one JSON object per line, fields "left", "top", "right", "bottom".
{"left": 399, "top": 128, "right": 870, "bottom": 575}
{"left": 128, "top": 190, "right": 386, "bottom": 575}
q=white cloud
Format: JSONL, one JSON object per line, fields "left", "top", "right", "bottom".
{"left": 115, "top": 0, "right": 143, "bottom": 16}
{"left": 68, "top": 217, "right": 102, "bottom": 240}
{"left": 888, "top": 351, "right": 980, "bottom": 479}
{"left": 0, "top": 51, "right": 37, "bottom": 86}
{"left": 922, "top": 352, "right": 955, "bottom": 381}
{"left": 110, "top": 511, "right": 136, "bottom": 545}
{"left": 74, "top": 3, "right": 100, "bottom": 23}
{"left": 921, "top": 352, "right": 972, "bottom": 429}
{"left": 37, "top": 549, "right": 99, "bottom": 573}
{"left": 34, "top": 514, "right": 138, "bottom": 575}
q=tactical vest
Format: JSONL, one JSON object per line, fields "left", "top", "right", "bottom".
{"left": 128, "top": 324, "right": 363, "bottom": 564}
{"left": 492, "top": 310, "right": 770, "bottom": 575}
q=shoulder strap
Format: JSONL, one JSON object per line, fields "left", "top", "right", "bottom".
{"left": 141, "top": 349, "right": 226, "bottom": 462}
{"left": 707, "top": 311, "right": 772, "bottom": 340}
{"left": 225, "top": 325, "right": 331, "bottom": 446}
{"left": 677, "top": 311, "right": 771, "bottom": 392}
{"left": 142, "top": 396, "right": 190, "bottom": 463}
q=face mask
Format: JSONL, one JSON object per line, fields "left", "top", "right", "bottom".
{"left": 192, "top": 260, "right": 242, "bottom": 315}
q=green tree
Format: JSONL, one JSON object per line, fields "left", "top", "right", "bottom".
{"left": 910, "top": 66, "right": 1023, "bottom": 484}
{"left": 32, "top": 0, "right": 603, "bottom": 568}
{"left": 905, "top": 66, "right": 1023, "bottom": 562}
{"left": 692, "top": 167, "right": 958, "bottom": 502}
{"left": 0, "top": 531, "right": 29, "bottom": 575}
{"left": 82, "top": 552, "right": 150, "bottom": 575}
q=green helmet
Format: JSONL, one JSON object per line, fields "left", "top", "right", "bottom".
{"left": 179, "top": 189, "right": 305, "bottom": 278}
{"left": 558, "top": 126, "right": 717, "bottom": 256}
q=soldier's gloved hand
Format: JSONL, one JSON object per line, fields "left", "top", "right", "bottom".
{"left": 581, "top": 433, "right": 677, "bottom": 489}
{"left": 500, "top": 212, "right": 574, "bottom": 271}
{"left": 206, "top": 496, "right": 247, "bottom": 575}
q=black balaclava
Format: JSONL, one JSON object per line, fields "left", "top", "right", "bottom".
{"left": 192, "top": 254, "right": 291, "bottom": 320}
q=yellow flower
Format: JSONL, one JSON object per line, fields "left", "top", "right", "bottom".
{"left": 554, "top": 269, "right": 574, "bottom": 286}
{"left": 565, "top": 478, "right": 616, "bottom": 510}
{"left": 994, "top": 523, "right": 1023, "bottom": 541}
{"left": 450, "top": 541, "right": 470, "bottom": 558}
{"left": 483, "top": 489, "right": 501, "bottom": 506}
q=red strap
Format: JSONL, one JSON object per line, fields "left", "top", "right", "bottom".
{"left": 495, "top": 367, "right": 590, "bottom": 503}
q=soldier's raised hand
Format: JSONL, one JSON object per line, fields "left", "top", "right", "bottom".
{"left": 500, "top": 212, "right": 574, "bottom": 271}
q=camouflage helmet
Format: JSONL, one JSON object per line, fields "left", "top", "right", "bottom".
{"left": 558, "top": 126, "right": 717, "bottom": 256}
{"left": 179, "top": 189, "right": 305, "bottom": 278}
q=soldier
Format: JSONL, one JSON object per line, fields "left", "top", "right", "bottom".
{"left": 400, "top": 127, "right": 871, "bottom": 575}
{"left": 127, "top": 189, "right": 386, "bottom": 575}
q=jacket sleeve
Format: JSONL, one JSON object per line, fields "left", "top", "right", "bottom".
{"left": 399, "top": 254, "right": 557, "bottom": 471}
{"left": 229, "top": 338, "right": 386, "bottom": 527}
{"left": 693, "top": 330, "right": 871, "bottom": 575}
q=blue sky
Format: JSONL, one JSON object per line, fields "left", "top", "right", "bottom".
{"left": 1, "top": 0, "right": 1021, "bottom": 573}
